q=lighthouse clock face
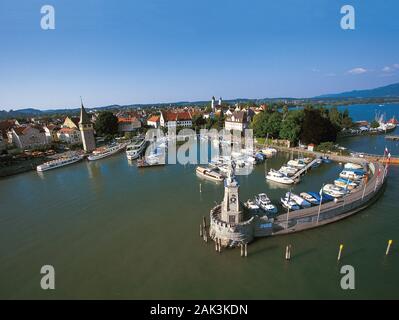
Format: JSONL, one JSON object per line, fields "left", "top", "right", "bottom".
{"left": 230, "top": 195, "right": 237, "bottom": 204}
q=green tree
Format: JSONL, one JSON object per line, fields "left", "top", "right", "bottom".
{"left": 370, "top": 120, "right": 380, "bottom": 128}
{"left": 279, "top": 110, "right": 303, "bottom": 143}
{"left": 300, "top": 109, "right": 338, "bottom": 144}
{"left": 94, "top": 111, "right": 118, "bottom": 136}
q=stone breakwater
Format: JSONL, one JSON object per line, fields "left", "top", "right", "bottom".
{"left": 209, "top": 160, "right": 387, "bottom": 248}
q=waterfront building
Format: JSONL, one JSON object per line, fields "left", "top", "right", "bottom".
{"left": 224, "top": 111, "right": 248, "bottom": 132}
{"left": 43, "top": 124, "right": 59, "bottom": 143}
{"left": 62, "top": 116, "right": 80, "bottom": 130}
{"left": 57, "top": 127, "right": 82, "bottom": 145}
{"left": 147, "top": 115, "right": 160, "bottom": 128}
{"left": 8, "top": 125, "right": 47, "bottom": 149}
{"left": 160, "top": 111, "right": 192, "bottom": 128}
{"left": 79, "top": 101, "right": 96, "bottom": 152}
{"left": 117, "top": 116, "right": 141, "bottom": 132}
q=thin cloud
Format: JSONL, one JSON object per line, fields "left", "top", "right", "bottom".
{"left": 348, "top": 67, "right": 367, "bottom": 75}
{"left": 382, "top": 66, "right": 392, "bottom": 72}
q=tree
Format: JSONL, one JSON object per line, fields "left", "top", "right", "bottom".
{"left": 250, "top": 110, "right": 282, "bottom": 138}
{"left": 370, "top": 120, "right": 380, "bottom": 128}
{"left": 300, "top": 109, "right": 339, "bottom": 144}
{"left": 279, "top": 110, "right": 303, "bottom": 143}
{"left": 192, "top": 114, "right": 206, "bottom": 131}
{"left": 94, "top": 111, "right": 118, "bottom": 136}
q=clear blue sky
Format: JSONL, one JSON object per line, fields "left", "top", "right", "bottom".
{"left": 1, "top": 0, "right": 398, "bottom": 110}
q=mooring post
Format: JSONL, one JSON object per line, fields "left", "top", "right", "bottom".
{"left": 215, "top": 238, "right": 218, "bottom": 251}
{"left": 203, "top": 216, "right": 206, "bottom": 228}
{"left": 240, "top": 244, "right": 244, "bottom": 257}
{"left": 386, "top": 240, "right": 393, "bottom": 255}
{"left": 337, "top": 244, "right": 344, "bottom": 261}
{"left": 199, "top": 183, "right": 202, "bottom": 193}
{"left": 244, "top": 243, "right": 248, "bottom": 257}
{"left": 200, "top": 224, "right": 203, "bottom": 237}
{"left": 285, "top": 245, "right": 291, "bottom": 260}
{"left": 218, "top": 239, "right": 222, "bottom": 252}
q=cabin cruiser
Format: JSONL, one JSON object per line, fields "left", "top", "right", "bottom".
{"left": 196, "top": 166, "right": 225, "bottom": 182}
{"left": 87, "top": 143, "right": 126, "bottom": 161}
{"left": 299, "top": 192, "right": 319, "bottom": 206}
{"left": 285, "top": 192, "right": 311, "bottom": 208}
{"left": 278, "top": 165, "right": 298, "bottom": 177}
{"left": 280, "top": 195, "right": 301, "bottom": 211}
{"left": 334, "top": 178, "right": 358, "bottom": 190}
{"left": 322, "top": 184, "right": 348, "bottom": 198}
{"left": 344, "top": 162, "right": 363, "bottom": 170}
{"left": 306, "top": 191, "right": 334, "bottom": 204}
{"left": 126, "top": 137, "right": 147, "bottom": 160}
{"left": 37, "top": 154, "right": 84, "bottom": 172}
{"left": 266, "top": 169, "right": 295, "bottom": 185}
{"left": 339, "top": 169, "right": 364, "bottom": 181}
{"left": 255, "top": 193, "right": 278, "bottom": 214}
{"left": 261, "top": 147, "right": 277, "bottom": 157}
{"left": 287, "top": 158, "right": 306, "bottom": 169}
{"left": 245, "top": 199, "right": 261, "bottom": 213}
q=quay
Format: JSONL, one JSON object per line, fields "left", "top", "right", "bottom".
{"left": 208, "top": 157, "right": 388, "bottom": 248}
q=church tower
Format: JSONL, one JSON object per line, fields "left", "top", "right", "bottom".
{"left": 211, "top": 96, "right": 216, "bottom": 112}
{"left": 218, "top": 97, "right": 222, "bottom": 106}
{"left": 79, "top": 98, "right": 96, "bottom": 152}
{"left": 220, "top": 167, "right": 244, "bottom": 224}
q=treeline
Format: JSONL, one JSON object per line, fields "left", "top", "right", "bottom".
{"left": 250, "top": 105, "right": 353, "bottom": 145}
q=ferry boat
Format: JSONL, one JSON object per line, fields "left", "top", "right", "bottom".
{"left": 37, "top": 154, "right": 84, "bottom": 172}
{"left": 88, "top": 143, "right": 126, "bottom": 161}
{"left": 299, "top": 192, "right": 319, "bottom": 206}
{"left": 322, "top": 184, "right": 348, "bottom": 198}
{"left": 266, "top": 169, "right": 295, "bottom": 185}
{"left": 196, "top": 166, "right": 225, "bottom": 182}
{"left": 280, "top": 196, "right": 301, "bottom": 211}
{"left": 255, "top": 193, "right": 278, "bottom": 214}
{"left": 339, "top": 169, "right": 364, "bottom": 181}
{"left": 126, "top": 137, "right": 147, "bottom": 160}
{"left": 287, "top": 159, "right": 306, "bottom": 169}
{"left": 286, "top": 192, "right": 312, "bottom": 208}
{"left": 344, "top": 162, "right": 363, "bottom": 170}
{"left": 334, "top": 178, "right": 358, "bottom": 190}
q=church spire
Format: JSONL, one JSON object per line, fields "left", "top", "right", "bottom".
{"left": 79, "top": 96, "right": 90, "bottom": 125}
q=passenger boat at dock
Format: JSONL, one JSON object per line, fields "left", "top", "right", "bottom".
{"left": 88, "top": 143, "right": 126, "bottom": 161}
{"left": 126, "top": 137, "right": 147, "bottom": 160}
{"left": 196, "top": 166, "right": 225, "bottom": 182}
{"left": 255, "top": 193, "right": 278, "bottom": 214}
{"left": 266, "top": 169, "right": 295, "bottom": 185}
{"left": 36, "top": 154, "right": 84, "bottom": 172}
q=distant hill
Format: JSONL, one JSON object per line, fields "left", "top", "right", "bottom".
{"left": 316, "top": 83, "right": 399, "bottom": 99}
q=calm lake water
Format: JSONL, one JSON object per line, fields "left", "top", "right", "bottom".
{"left": 0, "top": 103, "right": 398, "bottom": 299}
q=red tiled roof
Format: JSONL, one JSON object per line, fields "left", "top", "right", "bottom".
{"left": 118, "top": 117, "right": 140, "bottom": 123}
{"left": 58, "top": 127, "right": 78, "bottom": 134}
{"left": 147, "top": 115, "right": 160, "bottom": 122}
{"left": 162, "top": 111, "right": 192, "bottom": 122}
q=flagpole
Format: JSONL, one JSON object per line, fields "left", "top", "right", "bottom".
{"left": 317, "top": 184, "right": 324, "bottom": 224}
{"left": 381, "top": 147, "right": 388, "bottom": 182}
{"left": 362, "top": 174, "right": 368, "bottom": 200}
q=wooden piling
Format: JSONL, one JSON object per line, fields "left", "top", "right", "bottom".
{"left": 199, "top": 183, "right": 202, "bottom": 193}
{"left": 218, "top": 239, "right": 222, "bottom": 252}
{"left": 202, "top": 216, "right": 206, "bottom": 228}
{"left": 199, "top": 224, "right": 203, "bottom": 237}
{"left": 244, "top": 243, "right": 248, "bottom": 257}
{"left": 240, "top": 244, "right": 244, "bottom": 257}
{"left": 215, "top": 238, "right": 218, "bottom": 251}
{"left": 285, "top": 245, "right": 291, "bottom": 260}
{"left": 337, "top": 244, "right": 344, "bottom": 261}
{"left": 386, "top": 240, "right": 393, "bottom": 255}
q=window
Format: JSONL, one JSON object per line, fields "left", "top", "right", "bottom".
{"left": 229, "top": 215, "right": 235, "bottom": 224}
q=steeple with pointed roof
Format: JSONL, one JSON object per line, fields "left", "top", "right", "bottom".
{"left": 78, "top": 97, "right": 96, "bottom": 152}
{"left": 79, "top": 97, "right": 91, "bottom": 125}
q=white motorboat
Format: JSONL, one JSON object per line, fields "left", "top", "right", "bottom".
{"left": 323, "top": 184, "right": 348, "bottom": 198}
{"left": 196, "top": 166, "right": 225, "bottom": 182}
{"left": 266, "top": 169, "right": 295, "bottom": 185}
{"left": 280, "top": 196, "right": 301, "bottom": 211}
{"left": 126, "top": 137, "right": 147, "bottom": 160}
{"left": 299, "top": 192, "right": 319, "bottom": 206}
{"left": 88, "top": 143, "right": 126, "bottom": 161}
{"left": 334, "top": 178, "right": 358, "bottom": 190}
{"left": 37, "top": 154, "right": 84, "bottom": 172}
{"left": 339, "top": 170, "right": 364, "bottom": 181}
{"left": 344, "top": 162, "right": 363, "bottom": 170}
{"left": 244, "top": 199, "right": 261, "bottom": 213}
{"left": 287, "top": 159, "right": 306, "bottom": 169}
{"left": 278, "top": 165, "right": 298, "bottom": 177}
{"left": 286, "top": 192, "right": 311, "bottom": 208}
{"left": 255, "top": 193, "right": 278, "bottom": 214}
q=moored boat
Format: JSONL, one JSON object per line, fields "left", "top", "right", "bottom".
{"left": 286, "top": 192, "right": 312, "bottom": 208}
{"left": 344, "top": 162, "right": 363, "bottom": 170}
{"left": 126, "top": 137, "right": 147, "bottom": 160}
{"left": 266, "top": 169, "right": 295, "bottom": 185}
{"left": 334, "top": 178, "right": 358, "bottom": 190}
{"left": 299, "top": 192, "right": 319, "bottom": 205}
{"left": 255, "top": 193, "right": 278, "bottom": 214}
{"left": 88, "top": 143, "right": 126, "bottom": 161}
{"left": 280, "top": 196, "right": 301, "bottom": 211}
{"left": 339, "top": 169, "right": 364, "bottom": 181}
{"left": 37, "top": 154, "right": 84, "bottom": 172}
{"left": 322, "top": 184, "right": 348, "bottom": 198}
{"left": 287, "top": 159, "right": 306, "bottom": 169}
{"left": 196, "top": 166, "right": 225, "bottom": 182}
